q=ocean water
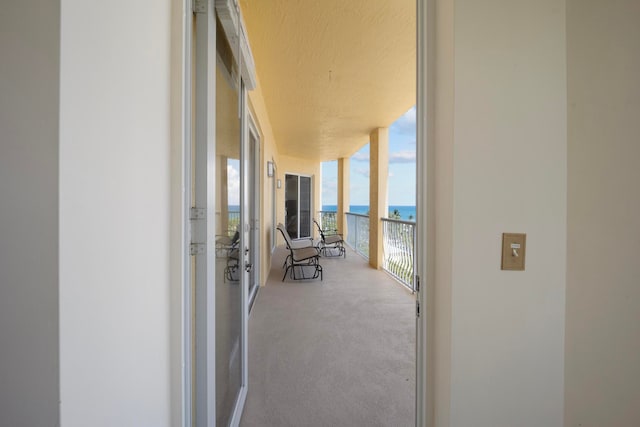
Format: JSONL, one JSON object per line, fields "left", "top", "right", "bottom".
{"left": 322, "top": 204, "right": 416, "bottom": 221}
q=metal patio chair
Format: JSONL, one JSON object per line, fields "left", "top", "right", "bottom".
{"left": 277, "top": 222, "right": 314, "bottom": 268}
{"left": 313, "top": 219, "right": 346, "bottom": 258}
{"left": 217, "top": 230, "right": 240, "bottom": 282}
{"left": 276, "top": 223, "right": 322, "bottom": 281}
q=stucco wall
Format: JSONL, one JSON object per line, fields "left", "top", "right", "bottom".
{"left": 248, "top": 86, "right": 280, "bottom": 285}
{"left": 565, "top": 1, "right": 640, "bottom": 426}
{"left": 0, "top": 1, "right": 60, "bottom": 425}
{"left": 59, "top": 1, "right": 173, "bottom": 425}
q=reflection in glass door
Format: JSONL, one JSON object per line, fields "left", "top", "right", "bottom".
{"left": 214, "top": 24, "right": 244, "bottom": 426}
{"left": 284, "top": 174, "right": 312, "bottom": 239}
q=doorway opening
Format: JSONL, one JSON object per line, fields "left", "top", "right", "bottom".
{"left": 182, "top": 0, "right": 427, "bottom": 425}
{"left": 284, "top": 173, "right": 313, "bottom": 239}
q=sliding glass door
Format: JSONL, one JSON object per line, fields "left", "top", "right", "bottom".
{"left": 190, "top": 4, "right": 253, "bottom": 425}
{"left": 284, "top": 174, "right": 312, "bottom": 239}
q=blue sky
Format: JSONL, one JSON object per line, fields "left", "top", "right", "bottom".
{"left": 322, "top": 106, "right": 416, "bottom": 206}
{"left": 227, "top": 158, "right": 241, "bottom": 205}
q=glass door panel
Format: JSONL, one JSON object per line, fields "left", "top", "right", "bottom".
{"left": 215, "top": 39, "right": 242, "bottom": 426}
{"left": 299, "top": 176, "right": 311, "bottom": 238}
{"left": 285, "top": 174, "right": 299, "bottom": 238}
{"left": 284, "top": 174, "right": 312, "bottom": 239}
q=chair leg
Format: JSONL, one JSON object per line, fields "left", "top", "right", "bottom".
{"left": 282, "top": 254, "right": 291, "bottom": 269}
{"left": 319, "top": 241, "right": 346, "bottom": 258}
{"left": 287, "top": 259, "right": 323, "bottom": 281}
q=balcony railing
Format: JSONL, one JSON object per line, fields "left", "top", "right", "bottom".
{"left": 219, "top": 210, "right": 240, "bottom": 237}
{"left": 327, "top": 212, "right": 415, "bottom": 291}
{"left": 317, "top": 211, "right": 338, "bottom": 233}
{"left": 345, "top": 212, "right": 369, "bottom": 258}
{"left": 381, "top": 218, "right": 416, "bottom": 292}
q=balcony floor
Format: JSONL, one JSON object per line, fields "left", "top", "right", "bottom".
{"left": 240, "top": 246, "right": 415, "bottom": 427}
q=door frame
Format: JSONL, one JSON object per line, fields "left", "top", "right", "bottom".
{"left": 270, "top": 158, "right": 277, "bottom": 253}
{"left": 180, "top": 2, "right": 193, "bottom": 427}
{"left": 415, "top": 0, "right": 432, "bottom": 426}
{"left": 190, "top": 3, "right": 217, "bottom": 427}
{"left": 179, "top": 0, "right": 431, "bottom": 425}
{"left": 247, "top": 113, "right": 261, "bottom": 309}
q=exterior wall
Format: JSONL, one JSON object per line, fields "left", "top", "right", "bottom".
{"left": 248, "top": 86, "right": 280, "bottom": 285}
{"left": 430, "top": 0, "right": 568, "bottom": 425}
{"left": 0, "top": 1, "right": 61, "bottom": 425}
{"left": 59, "top": 1, "right": 174, "bottom": 426}
{"left": 565, "top": 1, "right": 640, "bottom": 426}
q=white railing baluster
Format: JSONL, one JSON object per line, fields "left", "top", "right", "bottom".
{"left": 317, "top": 211, "right": 339, "bottom": 233}
{"left": 381, "top": 217, "right": 416, "bottom": 291}
{"left": 342, "top": 213, "right": 415, "bottom": 291}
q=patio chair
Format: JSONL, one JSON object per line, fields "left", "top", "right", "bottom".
{"left": 217, "top": 230, "right": 240, "bottom": 282}
{"left": 224, "top": 245, "right": 240, "bottom": 282}
{"left": 276, "top": 222, "right": 315, "bottom": 268}
{"left": 279, "top": 226, "right": 314, "bottom": 249}
{"left": 277, "top": 223, "right": 322, "bottom": 281}
{"left": 216, "top": 229, "right": 240, "bottom": 258}
{"left": 313, "top": 219, "right": 346, "bottom": 258}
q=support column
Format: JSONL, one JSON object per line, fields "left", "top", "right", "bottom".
{"left": 369, "top": 128, "right": 389, "bottom": 269}
{"left": 337, "top": 157, "right": 350, "bottom": 235}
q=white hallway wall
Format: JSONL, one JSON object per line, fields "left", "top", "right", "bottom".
{"left": 0, "top": 1, "right": 60, "bottom": 425}
{"left": 432, "top": 0, "right": 568, "bottom": 426}
{"left": 59, "top": 0, "right": 176, "bottom": 425}
{"left": 565, "top": 1, "right": 640, "bottom": 426}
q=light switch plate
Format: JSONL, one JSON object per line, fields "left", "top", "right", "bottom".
{"left": 501, "top": 233, "right": 526, "bottom": 271}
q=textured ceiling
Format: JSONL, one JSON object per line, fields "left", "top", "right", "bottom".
{"left": 239, "top": 0, "right": 416, "bottom": 161}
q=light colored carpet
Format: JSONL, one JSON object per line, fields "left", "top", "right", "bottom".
{"left": 240, "top": 246, "right": 415, "bottom": 427}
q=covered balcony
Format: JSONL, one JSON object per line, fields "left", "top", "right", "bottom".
{"left": 236, "top": 0, "right": 417, "bottom": 290}
{"left": 232, "top": 1, "right": 418, "bottom": 423}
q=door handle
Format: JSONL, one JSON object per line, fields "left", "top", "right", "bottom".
{"left": 245, "top": 263, "right": 252, "bottom": 273}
